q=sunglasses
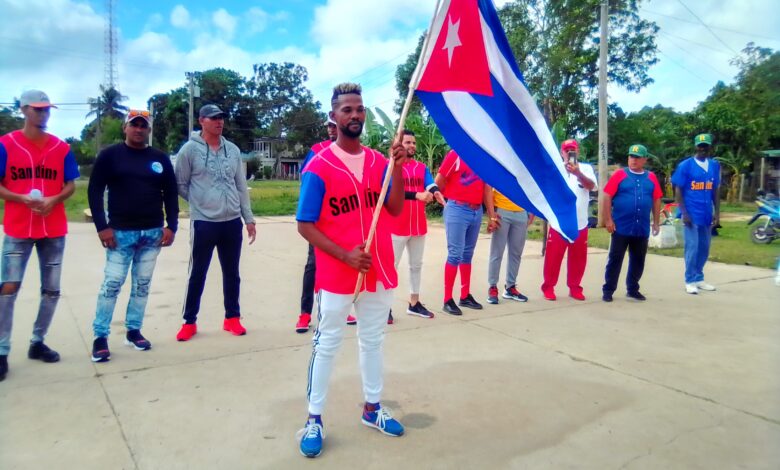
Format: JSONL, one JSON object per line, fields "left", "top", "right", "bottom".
{"left": 127, "top": 109, "right": 150, "bottom": 118}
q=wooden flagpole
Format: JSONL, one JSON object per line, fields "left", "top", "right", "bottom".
{"left": 352, "top": 0, "right": 443, "bottom": 303}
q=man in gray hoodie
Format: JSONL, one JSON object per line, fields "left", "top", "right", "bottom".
{"left": 174, "top": 104, "right": 256, "bottom": 341}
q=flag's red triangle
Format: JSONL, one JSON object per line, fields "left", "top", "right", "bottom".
{"left": 417, "top": 0, "right": 492, "bottom": 96}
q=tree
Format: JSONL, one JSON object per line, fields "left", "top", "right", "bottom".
{"left": 86, "top": 85, "right": 129, "bottom": 121}
{"left": 497, "top": 0, "right": 658, "bottom": 133}
{"left": 694, "top": 44, "right": 779, "bottom": 200}
{"left": 404, "top": 112, "right": 449, "bottom": 170}
{"left": 394, "top": 1, "right": 658, "bottom": 137}
{"left": 148, "top": 88, "right": 188, "bottom": 153}
{"left": 394, "top": 34, "right": 426, "bottom": 115}
{"left": 145, "top": 64, "right": 325, "bottom": 156}
{"left": 250, "top": 62, "right": 326, "bottom": 149}
{"left": 0, "top": 106, "right": 23, "bottom": 135}
{"left": 198, "top": 68, "right": 260, "bottom": 151}
{"left": 601, "top": 104, "right": 694, "bottom": 196}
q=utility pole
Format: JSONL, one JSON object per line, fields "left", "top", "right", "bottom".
{"left": 597, "top": 0, "right": 609, "bottom": 227}
{"left": 149, "top": 100, "right": 154, "bottom": 146}
{"left": 186, "top": 72, "right": 194, "bottom": 138}
{"left": 185, "top": 72, "right": 201, "bottom": 139}
{"left": 96, "top": 106, "right": 102, "bottom": 154}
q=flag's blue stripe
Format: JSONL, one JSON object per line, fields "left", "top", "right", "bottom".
{"left": 478, "top": 0, "right": 527, "bottom": 83}
{"left": 470, "top": 75, "right": 577, "bottom": 213}
{"left": 417, "top": 89, "right": 579, "bottom": 240}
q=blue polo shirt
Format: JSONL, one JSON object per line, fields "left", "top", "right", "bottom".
{"left": 671, "top": 157, "right": 720, "bottom": 226}
{"left": 604, "top": 168, "right": 663, "bottom": 237}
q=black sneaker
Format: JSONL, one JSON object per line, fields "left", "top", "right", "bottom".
{"left": 602, "top": 293, "right": 613, "bottom": 302}
{"left": 28, "top": 341, "right": 60, "bottom": 363}
{"left": 387, "top": 310, "right": 394, "bottom": 325}
{"left": 0, "top": 355, "right": 7, "bottom": 381}
{"left": 502, "top": 285, "right": 528, "bottom": 302}
{"left": 627, "top": 291, "right": 646, "bottom": 301}
{"left": 458, "top": 294, "right": 483, "bottom": 310}
{"left": 407, "top": 302, "right": 434, "bottom": 319}
{"left": 91, "top": 337, "right": 110, "bottom": 363}
{"left": 125, "top": 329, "right": 152, "bottom": 350}
{"left": 443, "top": 299, "right": 462, "bottom": 316}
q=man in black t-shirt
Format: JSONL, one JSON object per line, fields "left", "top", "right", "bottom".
{"left": 87, "top": 110, "right": 179, "bottom": 362}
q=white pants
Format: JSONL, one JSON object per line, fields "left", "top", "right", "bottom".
{"left": 391, "top": 234, "right": 426, "bottom": 295}
{"left": 306, "top": 286, "right": 393, "bottom": 415}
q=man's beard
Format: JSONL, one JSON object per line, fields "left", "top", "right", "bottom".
{"left": 340, "top": 121, "right": 363, "bottom": 138}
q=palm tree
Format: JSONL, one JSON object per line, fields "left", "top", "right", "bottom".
{"left": 86, "top": 85, "right": 129, "bottom": 121}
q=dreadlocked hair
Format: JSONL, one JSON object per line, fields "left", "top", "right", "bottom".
{"left": 331, "top": 82, "right": 362, "bottom": 107}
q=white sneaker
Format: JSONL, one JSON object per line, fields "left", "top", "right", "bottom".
{"left": 685, "top": 283, "right": 699, "bottom": 294}
{"left": 695, "top": 281, "right": 716, "bottom": 291}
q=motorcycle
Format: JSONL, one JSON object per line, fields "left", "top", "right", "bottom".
{"left": 747, "top": 191, "right": 780, "bottom": 244}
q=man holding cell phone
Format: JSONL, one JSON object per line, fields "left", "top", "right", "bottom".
{"left": 540, "top": 139, "right": 595, "bottom": 301}
{"left": 0, "top": 90, "right": 79, "bottom": 381}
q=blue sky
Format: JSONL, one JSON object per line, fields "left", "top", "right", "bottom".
{"left": 2, "top": 0, "right": 779, "bottom": 141}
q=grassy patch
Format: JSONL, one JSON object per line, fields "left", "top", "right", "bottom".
{"left": 521, "top": 218, "right": 778, "bottom": 270}
{"left": 6, "top": 182, "right": 778, "bottom": 269}
{"left": 246, "top": 180, "right": 300, "bottom": 216}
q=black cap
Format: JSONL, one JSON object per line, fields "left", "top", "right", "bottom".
{"left": 199, "top": 104, "right": 226, "bottom": 119}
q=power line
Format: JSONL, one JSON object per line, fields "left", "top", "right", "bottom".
{"left": 676, "top": 0, "right": 739, "bottom": 55}
{"left": 657, "top": 50, "right": 710, "bottom": 84}
{"left": 657, "top": 33, "right": 732, "bottom": 79}
{"left": 657, "top": 30, "right": 731, "bottom": 56}
{"left": 641, "top": 8, "right": 780, "bottom": 43}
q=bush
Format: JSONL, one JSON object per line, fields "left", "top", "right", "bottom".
{"left": 262, "top": 166, "right": 273, "bottom": 180}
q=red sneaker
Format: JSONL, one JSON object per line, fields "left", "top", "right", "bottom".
{"left": 542, "top": 289, "right": 557, "bottom": 301}
{"left": 176, "top": 323, "right": 197, "bottom": 341}
{"left": 569, "top": 291, "right": 586, "bottom": 301}
{"left": 346, "top": 315, "right": 357, "bottom": 325}
{"left": 296, "top": 313, "right": 312, "bottom": 333}
{"left": 223, "top": 317, "right": 247, "bottom": 336}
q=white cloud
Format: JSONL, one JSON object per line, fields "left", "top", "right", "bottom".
{"left": 246, "top": 7, "right": 270, "bottom": 34}
{"left": 143, "top": 13, "right": 164, "bottom": 32}
{"left": 0, "top": 0, "right": 105, "bottom": 138}
{"left": 170, "top": 5, "right": 191, "bottom": 29}
{"left": 6, "top": 0, "right": 775, "bottom": 141}
{"left": 245, "top": 7, "right": 290, "bottom": 35}
{"left": 312, "top": 0, "right": 432, "bottom": 45}
{"left": 212, "top": 8, "right": 237, "bottom": 39}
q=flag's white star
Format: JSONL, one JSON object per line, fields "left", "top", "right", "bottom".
{"left": 442, "top": 15, "right": 462, "bottom": 68}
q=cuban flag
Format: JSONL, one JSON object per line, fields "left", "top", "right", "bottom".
{"left": 415, "top": 0, "right": 579, "bottom": 241}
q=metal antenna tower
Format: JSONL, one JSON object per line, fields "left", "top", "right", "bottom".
{"left": 104, "top": 0, "right": 118, "bottom": 89}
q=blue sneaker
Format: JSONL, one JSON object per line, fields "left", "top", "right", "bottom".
{"left": 361, "top": 405, "right": 404, "bottom": 437}
{"left": 297, "top": 418, "right": 324, "bottom": 458}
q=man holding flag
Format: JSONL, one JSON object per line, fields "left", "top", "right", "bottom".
{"left": 412, "top": 0, "right": 580, "bottom": 274}
{"left": 295, "top": 83, "right": 407, "bottom": 458}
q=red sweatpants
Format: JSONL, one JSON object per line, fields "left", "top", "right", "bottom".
{"left": 541, "top": 228, "right": 588, "bottom": 296}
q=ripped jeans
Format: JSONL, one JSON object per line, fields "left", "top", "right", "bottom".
{"left": 93, "top": 229, "right": 162, "bottom": 338}
{"left": 0, "top": 235, "right": 65, "bottom": 355}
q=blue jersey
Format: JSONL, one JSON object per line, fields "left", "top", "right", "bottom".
{"left": 671, "top": 157, "right": 720, "bottom": 226}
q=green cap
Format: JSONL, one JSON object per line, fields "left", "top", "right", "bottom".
{"left": 628, "top": 144, "right": 648, "bottom": 158}
{"left": 694, "top": 133, "right": 713, "bottom": 146}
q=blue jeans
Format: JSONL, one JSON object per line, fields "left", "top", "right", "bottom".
{"left": 683, "top": 224, "right": 711, "bottom": 284}
{"left": 444, "top": 200, "right": 483, "bottom": 265}
{"left": 0, "top": 236, "right": 65, "bottom": 355}
{"left": 93, "top": 229, "right": 163, "bottom": 338}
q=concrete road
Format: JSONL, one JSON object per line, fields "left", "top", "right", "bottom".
{"left": 1, "top": 219, "right": 778, "bottom": 469}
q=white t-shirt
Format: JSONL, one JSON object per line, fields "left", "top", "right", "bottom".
{"left": 566, "top": 162, "right": 596, "bottom": 230}
{"left": 330, "top": 143, "right": 365, "bottom": 182}
{"left": 694, "top": 157, "right": 709, "bottom": 172}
